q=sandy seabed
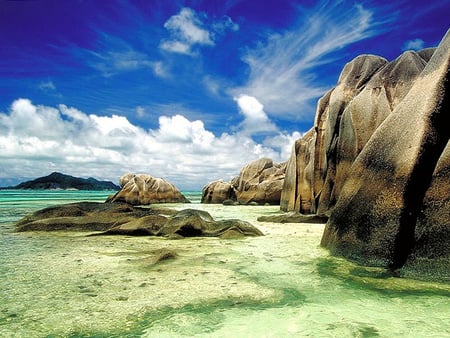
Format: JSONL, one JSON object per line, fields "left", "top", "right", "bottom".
{"left": 1, "top": 192, "right": 449, "bottom": 337}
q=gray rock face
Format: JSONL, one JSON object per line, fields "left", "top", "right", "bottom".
{"left": 16, "top": 202, "right": 263, "bottom": 238}
{"left": 321, "top": 31, "right": 450, "bottom": 270}
{"left": 106, "top": 173, "right": 190, "bottom": 205}
{"left": 281, "top": 54, "right": 389, "bottom": 215}
{"left": 281, "top": 48, "right": 441, "bottom": 215}
{"left": 202, "top": 158, "right": 286, "bottom": 205}
{"left": 201, "top": 180, "right": 236, "bottom": 204}
{"left": 282, "top": 29, "right": 449, "bottom": 273}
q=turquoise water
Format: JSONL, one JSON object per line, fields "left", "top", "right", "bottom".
{"left": 1, "top": 190, "right": 449, "bottom": 337}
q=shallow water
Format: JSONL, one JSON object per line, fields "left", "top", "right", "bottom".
{"left": 0, "top": 190, "right": 449, "bottom": 337}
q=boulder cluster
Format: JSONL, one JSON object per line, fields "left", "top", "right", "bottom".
{"left": 201, "top": 158, "right": 286, "bottom": 205}
{"left": 16, "top": 202, "right": 263, "bottom": 238}
{"left": 282, "top": 30, "right": 450, "bottom": 270}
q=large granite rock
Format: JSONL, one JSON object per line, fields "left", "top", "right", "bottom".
{"left": 16, "top": 202, "right": 263, "bottom": 238}
{"left": 106, "top": 173, "right": 190, "bottom": 205}
{"left": 202, "top": 158, "right": 286, "bottom": 205}
{"left": 281, "top": 48, "right": 438, "bottom": 215}
{"left": 201, "top": 180, "right": 236, "bottom": 204}
{"left": 281, "top": 29, "right": 449, "bottom": 274}
{"left": 233, "top": 158, "right": 286, "bottom": 205}
{"left": 321, "top": 30, "right": 450, "bottom": 270}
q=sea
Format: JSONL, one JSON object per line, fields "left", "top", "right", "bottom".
{"left": 0, "top": 190, "right": 449, "bottom": 337}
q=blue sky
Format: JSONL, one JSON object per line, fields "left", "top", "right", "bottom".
{"left": 0, "top": 0, "right": 449, "bottom": 189}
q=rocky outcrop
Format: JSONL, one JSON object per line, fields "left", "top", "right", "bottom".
{"left": 281, "top": 47, "right": 441, "bottom": 215}
{"left": 280, "top": 29, "right": 449, "bottom": 273}
{"left": 201, "top": 180, "right": 236, "bottom": 203}
{"left": 3, "top": 172, "right": 120, "bottom": 190}
{"left": 16, "top": 202, "right": 263, "bottom": 238}
{"left": 321, "top": 31, "right": 450, "bottom": 270}
{"left": 202, "top": 158, "right": 286, "bottom": 205}
{"left": 233, "top": 158, "right": 286, "bottom": 205}
{"left": 106, "top": 173, "right": 190, "bottom": 205}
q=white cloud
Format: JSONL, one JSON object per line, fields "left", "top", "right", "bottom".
{"left": 234, "top": 94, "right": 277, "bottom": 135}
{"left": 160, "top": 7, "right": 213, "bottom": 55}
{"left": 231, "top": 1, "right": 387, "bottom": 120}
{"left": 160, "top": 7, "right": 239, "bottom": 55}
{"left": 402, "top": 38, "right": 425, "bottom": 51}
{"left": 165, "top": 8, "right": 213, "bottom": 45}
{"left": 0, "top": 99, "right": 296, "bottom": 190}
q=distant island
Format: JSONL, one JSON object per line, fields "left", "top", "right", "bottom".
{"left": 1, "top": 172, "right": 120, "bottom": 190}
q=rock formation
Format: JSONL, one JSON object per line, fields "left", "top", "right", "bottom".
{"left": 16, "top": 202, "right": 263, "bottom": 238}
{"left": 281, "top": 47, "right": 443, "bottom": 216}
{"left": 106, "top": 173, "right": 190, "bottom": 205}
{"left": 201, "top": 158, "right": 286, "bottom": 205}
{"left": 281, "top": 29, "right": 449, "bottom": 273}
{"left": 201, "top": 180, "right": 236, "bottom": 204}
{"left": 322, "top": 31, "right": 450, "bottom": 270}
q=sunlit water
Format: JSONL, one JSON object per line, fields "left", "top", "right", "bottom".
{"left": 0, "top": 190, "right": 449, "bottom": 337}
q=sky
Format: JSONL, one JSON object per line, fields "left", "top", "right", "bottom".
{"left": 0, "top": 0, "right": 449, "bottom": 190}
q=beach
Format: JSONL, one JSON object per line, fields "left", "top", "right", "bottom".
{"left": 1, "top": 190, "right": 449, "bottom": 337}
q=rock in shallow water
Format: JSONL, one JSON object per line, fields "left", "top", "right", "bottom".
{"left": 106, "top": 173, "right": 190, "bottom": 205}
{"left": 15, "top": 202, "right": 263, "bottom": 238}
{"left": 201, "top": 158, "right": 286, "bottom": 205}
{"left": 319, "top": 30, "right": 450, "bottom": 271}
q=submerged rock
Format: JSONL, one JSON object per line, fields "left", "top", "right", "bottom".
{"left": 106, "top": 173, "right": 190, "bottom": 205}
{"left": 140, "top": 249, "right": 179, "bottom": 265}
{"left": 16, "top": 202, "right": 263, "bottom": 238}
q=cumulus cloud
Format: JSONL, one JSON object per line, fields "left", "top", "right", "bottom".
{"left": 402, "top": 38, "right": 425, "bottom": 51}
{"left": 234, "top": 95, "right": 277, "bottom": 135}
{"left": 160, "top": 7, "right": 239, "bottom": 55}
{"left": 0, "top": 99, "right": 297, "bottom": 190}
{"left": 231, "top": 1, "right": 388, "bottom": 120}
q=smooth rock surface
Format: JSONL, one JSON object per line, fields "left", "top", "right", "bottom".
{"left": 16, "top": 202, "right": 264, "bottom": 238}
{"left": 202, "top": 158, "right": 286, "bottom": 205}
{"left": 107, "top": 173, "right": 190, "bottom": 205}
{"left": 201, "top": 180, "right": 236, "bottom": 204}
{"left": 321, "top": 30, "right": 450, "bottom": 270}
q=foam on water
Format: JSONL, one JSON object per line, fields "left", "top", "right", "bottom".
{"left": 0, "top": 191, "right": 449, "bottom": 337}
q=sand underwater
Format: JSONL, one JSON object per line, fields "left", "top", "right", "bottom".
{"left": 0, "top": 190, "right": 449, "bottom": 337}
